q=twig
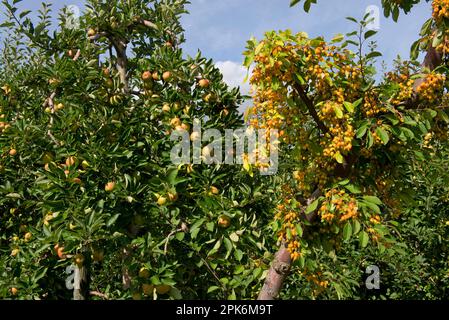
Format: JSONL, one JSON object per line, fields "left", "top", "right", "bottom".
{"left": 89, "top": 290, "right": 109, "bottom": 300}
{"left": 293, "top": 83, "right": 330, "bottom": 134}
{"left": 164, "top": 227, "right": 182, "bottom": 255}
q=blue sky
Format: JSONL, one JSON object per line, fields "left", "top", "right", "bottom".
{"left": 2, "top": 0, "right": 433, "bottom": 95}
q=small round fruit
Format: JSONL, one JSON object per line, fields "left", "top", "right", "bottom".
{"left": 190, "top": 132, "right": 201, "bottom": 142}
{"left": 156, "top": 284, "right": 171, "bottom": 295}
{"left": 170, "top": 117, "right": 181, "bottom": 127}
{"left": 72, "top": 178, "right": 82, "bottom": 184}
{"left": 9, "top": 149, "right": 17, "bottom": 156}
{"left": 162, "top": 104, "right": 171, "bottom": 113}
{"left": 55, "top": 103, "right": 64, "bottom": 111}
{"left": 142, "top": 283, "right": 154, "bottom": 295}
{"left": 132, "top": 292, "right": 142, "bottom": 300}
{"left": 152, "top": 72, "right": 160, "bottom": 81}
{"left": 65, "top": 156, "right": 76, "bottom": 167}
{"left": 218, "top": 214, "right": 231, "bottom": 228}
{"left": 105, "top": 181, "right": 116, "bottom": 192}
{"left": 81, "top": 160, "right": 90, "bottom": 169}
{"left": 198, "top": 79, "right": 210, "bottom": 88}
{"left": 74, "top": 253, "right": 85, "bottom": 267}
{"left": 210, "top": 186, "right": 219, "bottom": 195}
{"left": 157, "top": 196, "right": 167, "bottom": 206}
{"left": 24, "top": 232, "right": 32, "bottom": 242}
{"left": 168, "top": 192, "right": 178, "bottom": 201}
{"left": 138, "top": 268, "right": 150, "bottom": 279}
{"left": 10, "top": 287, "right": 18, "bottom": 296}
{"left": 57, "top": 247, "right": 66, "bottom": 259}
{"left": 87, "top": 28, "right": 96, "bottom": 37}
{"left": 162, "top": 71, "right": 171, "bottom": 81}
{"left": 142, "top": 71, "right": 152, "bottom": 82}
{"left": 102, "top": 68, "right": 110, "bottom": 77}
{"left": 202, "top": 146, "right": 212, "bottom": 158}
{"left": 11, "top": 248, "right": 19, "bottom": 256}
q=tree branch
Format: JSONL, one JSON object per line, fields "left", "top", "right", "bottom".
{"left": 293, "top": 83, "right": 329, "bottom": 134}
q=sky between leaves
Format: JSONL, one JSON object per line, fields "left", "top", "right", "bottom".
{"left": 2, "top": 0, "right": 432, "bottom": 98}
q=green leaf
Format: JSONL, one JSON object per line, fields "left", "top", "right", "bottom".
{"left": 376, "top": 127, "right": 389, "bottom": 145}
{"left": 334, "top": 151, "right": 344, "bottom": 164}
{"left": 106, "top": 214, "right": 120, "bottom": 227}
{"left": 343, "top": 101, "right": 354, "bottom": 113}
{"left": 364, "top": 30, "right": 377, "bottom": 40}
{"left": 353, "top": 220, "right": 361, "bottom": 235}
{"left": 296, "top": 224, "right": 303, "bottom": 237}
{"left": 305, "top": 198, "right": 320, "bottom": 214}
{"left": 359, "top": 231, "right": 369, "bottom": 248}
{"left": 343, "top": 222, "right": 352, "bottom": 241}
{"left": 290, "top": 0, "right": 301, "bottom": 7}
{"left": 363, "top": 196, "right": 382, "bottom": 205}
{"left": 366, "top": 51, "right": 382, "bottom": 60}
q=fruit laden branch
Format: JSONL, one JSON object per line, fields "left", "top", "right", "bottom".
{"left": 245, "top": 1, "right": 449, "bottom": 299}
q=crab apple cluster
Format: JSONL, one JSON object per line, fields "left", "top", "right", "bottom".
{"left": 274, "top": 188, "right": 303, "bottom": 261}
{"left": 386, "top": 65, "right": 415, "bottom": 105}
{"left": 416, "top": 72, "right": 446, "bottom": 103}
{"left": 318, "top": 188, "right": 358, "bottom": 223}
{"left": 301, "top": 270, "right": 329, "bottom": 289}
{"left": 363, "top": 90, "right": 387, "bottom": 117}
{"left": 432, "top": 0, "right": 449, "bottom": 25}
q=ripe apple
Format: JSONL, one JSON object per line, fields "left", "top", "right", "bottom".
{"left": 202, "top": 146, "right": 212, "bottom": 158}
{"left": 65, "top": 156, "right": 76, "bottom": 167}
{"left": 11, "top": 248, "right": 19, "bottom": 256}
{"left": 190, "top": 132, "right": 201, "bottom": 142}
{"left": 10, "top": 287, "right": 18, "bottom": 296}
{"left": 24, "top": 232, "right": 32, "bottom": 242}
{"left": 162, "top": 71, "right": 171, "bottom": 81}
{"left": 168, "top": 192, "right": 178, "bottom": 201}
{"left": 57, "top": 247, "right": 66, "bottom": 259}
{"left": 198, "top": 79, "right": 210, "bottom": 88}
{"left": 138, "top": 267, "right": 150, "bottom": 279}
{"left": 142, "top": 283, "right": 154, "bottom": 295}
{"left": 132, "top": 292, "right": 142, "bottom": 300}
{"left": 157, "top": 196, "right": 167, "bottom": 206}
{"left": 170, "top": 117, "right": 181, "bottom": 127}
{"left": 87, "top": 28, "right": 96, "bottom": 37}
{"left": 156, "top": 284, "right": 171, "bottom": 295}
{"left": 218, "top": 214, "right": 231, "bottom": 228}
{"left": 152, "top": 72, "right": 159, "bottom": 81}
{"left": 105, "top": 181, "right": 116, "bottom": 192}
{"left": 142, "top": 71, "right": 152, "bottom": 82}
{"left": 9, "top": 148, "right": 17, "bottom": 156}
{"left": 162, "top": 103, "right": 171, "bottom": 113}
{"left": 74, "top": 253, "right": 85, "bottom": 267}
{"left": 210, "top": 186, "right": 219, "bottom": 195}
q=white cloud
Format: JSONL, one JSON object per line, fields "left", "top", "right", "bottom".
{"left": 215, "top": 60, "right": 252, "bottom": 114}
{"left": 215, "top": 60, "right": 250, "bottom": 95}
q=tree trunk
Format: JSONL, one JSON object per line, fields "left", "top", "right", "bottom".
{"left": 73, "top": 265, "right": 88, "bottom": 300}
{"left": 258, "top": 244, "right": 292, "bottom": 300}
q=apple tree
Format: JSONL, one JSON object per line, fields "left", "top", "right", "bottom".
{"left": 0, "top": 0, "right": 273, "bottom": 300}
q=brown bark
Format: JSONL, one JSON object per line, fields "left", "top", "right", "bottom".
{"left": 258, "top": 244, "right": 292, "bottom": 300}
